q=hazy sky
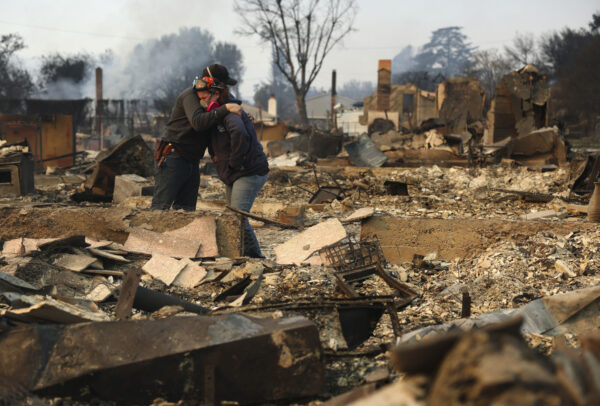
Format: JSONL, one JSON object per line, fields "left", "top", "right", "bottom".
{"left": 1, "top": 0, "right": 598, "bottom": 100}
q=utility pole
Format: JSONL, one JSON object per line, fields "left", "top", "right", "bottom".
{"left": 95, "top": 67, "right": 103, "bottom": 150}
{"left": 331, "top": 70, "right": 337, "bottom": 130}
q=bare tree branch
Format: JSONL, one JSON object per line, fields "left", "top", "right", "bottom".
{"left": 234, "top": 0, "right": 357, "bottom": 126}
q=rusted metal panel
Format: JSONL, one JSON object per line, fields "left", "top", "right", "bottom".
{"left": 0, "top": 315, "right": 325, "bottom": 404}
{"left": 0, "top": 115, "right": 41, "bottom": 160}
{"left": 256, "top": 122, "right": 288, "bottom": 141}
{"left": 40, "top": 115, "right": 74, "bottom": 167}
{"left": 0, "top": 114, "right": 74, "bottom": 168}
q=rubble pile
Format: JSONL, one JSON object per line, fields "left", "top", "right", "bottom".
{"left": 2, "top": 55, "right": 600, "bottom": 403}
{"left": 242, "top": 164, "right": 572, "bottom": 221}
{"left": 1, "top": 120, "right": 600, "bottom": 404}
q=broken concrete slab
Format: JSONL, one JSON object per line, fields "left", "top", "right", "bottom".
{"left": 164, "top": 216, "right": 219, "bottom": 258}
{"left": 124, "top": 227, "right": 202, "bottom": 258}
{"left": 520, "top": 209, "right": 564, "bottom": 220}
{"left": 1, "top": 237, "right": 56, "bottom": 257}
{"left": 142, "top": 254, "right": 187, "bottom": 286}
{"left": 505, "top": 126, "right": 567, "bottom": 164}
{"left": 0, "top": 269, "right": 38, "bottom": 291}
{"left": 87, "top": 247, "right": 129, "bottom": 262}
{"left": 2, "top": 237, "right": 25, "bottom": 256}
{"left": 206, "top": 257, "right": 234, "bottom": 272}
{"left": 0, "top": 314, "right": 325, "bottom": 404}
{"left": 172, "top": 259, "right": 207, "bottom": 289}
{"left": 54, "top": 254, "right": 101, "bottom": 272}
{"left": 1, "top": 295, "right": 110, "bottom": 323}
{"left": 1, "top": 207, "right": 241, "bottom": 258}
{"left": 85, "top": 238, "right": 113, "bottom": 249}
{"left": 274, "top": 218, "right": 347, "bottom": 265}
{"left": 342, "top": 207, "right": 375, "bottom": 223}
{"left": 85, "top": 283, "right": 114, "bottom": 302}
{"left": 113, "top": 173, "right": 154, "bottom": 204}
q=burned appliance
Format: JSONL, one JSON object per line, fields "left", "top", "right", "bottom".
{"left": 0, "top": 140, "right": 34, "bottom": 196}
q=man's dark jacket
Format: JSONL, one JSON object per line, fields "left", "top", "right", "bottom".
{"left": 209, "top": 98, "right": 269, "bottom": 185}
{"left": 163, "top": 87, "right": 230, "bottom": 161}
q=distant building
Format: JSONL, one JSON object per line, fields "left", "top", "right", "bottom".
{"left": 241, "top": 103, "right": 276, "bottom": 123}
{"left": 361, "top": 83, "right": 437, "bottom": 131}
{"left": 305, "top": 93, "right": 357, "bottom": 131}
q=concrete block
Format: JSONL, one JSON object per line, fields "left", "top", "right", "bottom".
{"left": 113, "top": 174, "right": 154, "bottom": 204}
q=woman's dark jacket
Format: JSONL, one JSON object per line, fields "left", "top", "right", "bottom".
{"left": 163, "top": 87, "right": 230, "bottom": 162}
{"left": 209, "top": 99, "right": 269, "bottom": 185}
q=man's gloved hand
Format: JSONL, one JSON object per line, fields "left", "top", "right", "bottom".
{"left": 225, "top": 103, "right": 242, "bottom": 116}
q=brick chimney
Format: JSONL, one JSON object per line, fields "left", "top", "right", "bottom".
{"left": 267, "top": 94, "right": 277, "bottom": 119}
{"left": 377, "top": 59, "right": 391, "bottom": 111}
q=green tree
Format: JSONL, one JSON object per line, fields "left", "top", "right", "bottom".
{"left": 540, "top": 12, "right": 600, "bottom": 137}
{"left": 0, "top": 34, "right": 33, "bottom": 99}
{"left": 414, "top": 26, "right": 476, "bottom": 77}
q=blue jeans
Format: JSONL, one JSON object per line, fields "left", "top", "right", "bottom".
{"left": 226, "top": 174, "right": 268, "bottom": 258}
{"left": 151, "top": 154, "right": 200, "bottom": 211}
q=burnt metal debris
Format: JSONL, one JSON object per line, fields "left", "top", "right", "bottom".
{"left": 383, "top": 180, "right": 409, "bottom": 196}
{"left": 320, "top": 235, "right": 387, "bottom": 282}
{"left": 344, "top": 134, "right": 388, "bottom": 168}
{"left": 0, "top": 315, "right": 325, "bottom": 405}
{"left": 0, "top": 140, "right": 34, "bottom": 196}
{"left": 74, "top": 135, "right": 155, "bottom": 201}
{"left": 319, "top": 235, "right": 417, "bottom": 342}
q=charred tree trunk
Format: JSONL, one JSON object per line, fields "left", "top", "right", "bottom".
{"left": 296, "top": 92, "right": 309, "bottom": 128}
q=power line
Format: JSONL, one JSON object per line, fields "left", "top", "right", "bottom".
{"left": 0, "top": 19, "right": 516, "bottom": 51}
{"left": 0, "top": 19, "right": 148, "bottom": 41}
